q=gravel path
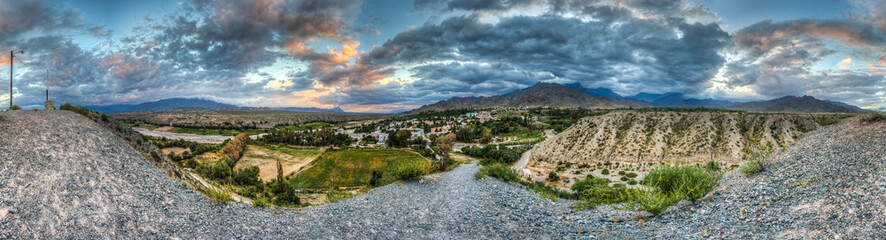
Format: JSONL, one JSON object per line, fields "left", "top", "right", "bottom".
{"left": 1, "top": 110, "right": 883, "bottom": 239}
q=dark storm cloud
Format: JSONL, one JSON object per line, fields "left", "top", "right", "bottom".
{"left": 363, "top": 11, "right": 729, "bottom": 95}
{"left": 3, "top": 0, "right": 370, "bottom": 108}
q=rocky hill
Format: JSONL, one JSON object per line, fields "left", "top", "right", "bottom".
{"left": 530, "top": 111, "right": 849, "bottom": 168}
{"left": 730, "top": 95, "right": 861, "bottom": 113}
{"left": 406, "top": 82, "right": 648, "bottom": 114}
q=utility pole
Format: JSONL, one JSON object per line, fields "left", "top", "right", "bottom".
{"left": 10, "top": 51, "right": 13, "bottom": 110}
{"left": 9, "top": 50, "right": 23, "bottom": 110}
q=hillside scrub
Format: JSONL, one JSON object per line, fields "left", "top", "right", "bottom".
{"left": 860, "top": 112, "right": 886, "bottom": 122}
{"left": 474, "top": 163, "right": 520, "bottom": 182}
{"left": 641, "top": 162, "right": 721, "bottom": 202}
{"left": 395, "top": 162, "right": 429, "bottom": 180}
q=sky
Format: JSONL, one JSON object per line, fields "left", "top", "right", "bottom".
{"left": 0, "top": 0, "right": 884, "bottom": 112}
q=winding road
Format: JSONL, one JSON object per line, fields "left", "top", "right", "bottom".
{"left": 512, "top": 129, "right": 556, "bottom": 170}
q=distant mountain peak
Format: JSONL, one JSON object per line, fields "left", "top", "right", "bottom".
{"left": 405, "top": 82, "right": 634, "bottom": 114}
{"left": 730, "top": 95, "right": 861, "bottom": 113}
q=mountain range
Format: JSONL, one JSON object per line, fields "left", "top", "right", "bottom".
{"left": 729, "top": 95, "right": 861, "bottom": 113}
{"left": 405, "top": 82, "right": 649, "bottom": 114}
{"left": 88, "top": 98, "right": 347, "bottom": 114}
{"left": 408, "top": 82, "right": 866, "bottom": 114}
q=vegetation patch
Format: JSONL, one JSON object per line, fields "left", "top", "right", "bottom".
{"left": 290, "top": 148, "right": 430, "bottom": 189}
{"left": 860, "top": 112, "right": 886, "bottom": 123}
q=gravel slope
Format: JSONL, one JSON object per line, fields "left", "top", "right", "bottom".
{"left": 1, "top": 110, "right": 883, "bottom": 239}
{"left": 0, "top": 111, "right": 606, "bottom": 239}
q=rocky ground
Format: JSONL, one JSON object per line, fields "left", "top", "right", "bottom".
{"left": 1, "top": 110, "right": 884, "bottom": 239}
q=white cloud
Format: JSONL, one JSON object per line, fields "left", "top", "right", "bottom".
{"left": 838, "top": 57, "right": 853, "bottom": 69}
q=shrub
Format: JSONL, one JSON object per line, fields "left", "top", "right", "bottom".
{"left": 10, "top": 105, "right": 21, "bottom": 110}
{"left": 572, "top": 183, "right": 629, "bottom": 210}
{"left": 625, "top": 172, "right": 638, "bottom": 178}
{"left": 273, "top": 183, "right": 300, "bottom": 206}
{"left": 741, "top": 161, "right": 761, "bottom": 175}
{"left": 211, "top": 160, "right": 233, "bottom": 180}
{"left": 627, "top": 179, "right": 637, "bottom": 185}
{"left": 395, "top": 162, "right": 428, "bottom": 180}
{"left": 704, "top": 161, "right": 720, "bottom": 172}
{"left": 100, "top": 114, "right": 109, "bottom": 122}
{"left": 620, "top": 176, "right": 629, "bottom": 181}
{"left": 474, "top": 163, "right": 519, "bottom": 183}
{"left": 234, "top": 166, "right": 261, "bottom": 186}
{"left": 185, "top": 159, "right": 198, "bottom": 169}
{"left": 860, "top": 112, "right": 886, "bottom": 122}
{"left": 548, "top": 171, "right": 560, "bottom": 181}
{"left": 206, "top": 187, "right": 233, "bottom": 203}
{"left": 621, "top": 188, "right": 682, "bottom": 216}
{"left": 618, "top": 170, "right": 626, "bottom": 175}
{"left": 368, "top": 170, "right": 383, "bottom": 187}
{"left": 601, "top": 169, "right": 610, "bottom": 175}
{"left": 641, "top": 162, "right": 720, "bottom": 202}
{"left": 571, "top": 176, "right": 609, "bottom": 193}
{"left": 252, "top": 196, "right": 269, "bottom": 208}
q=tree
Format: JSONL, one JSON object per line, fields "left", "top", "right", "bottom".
{"left": 276, "top": 159, "right": 285, "bottom": 193}
{"left": 479, "top": 127, "right": 492, "bottom": 144}
{"left": 436, "top": 133, "right": 457, "bottom": 168}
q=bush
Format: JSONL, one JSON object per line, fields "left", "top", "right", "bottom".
{"left": 621, "top": 188, "right": 682, "bottom": 216}
{"left": 620, "top": 176, "right": 629, "bottom": 181}
{"left": 741, "top": 161, "right": 761, "bottom": 175}
{"left": 571, "top": 176, "right": 609, "bottom": 193}
{"left": 618, "top": 171, "right": 626, "bottom": 175}
{"left": 272, "top": 183, "right": 300, "bottom": 206}
{"left": 601, "top": 169, "right": 610, "bottom": 175}
{"left": 206, "top": 187, "right": 233, "bottom": 203}
{"left": 743, "top": 135, "right": 774, "bottom": 175}
{"left": 625, "top": 172, "right": 638, "bottom": 178}
{"left": 572, "top": 183, "right": 629, "bottom": 210}
{"left": 860, "top": 112, "right": 886, "bottom": 122}
{"left": 10, "top": 105, "right": 21, "bottom": 110}
{"left": 211, "top": 160, "right": 233, "bottom": 180}
{"left": 185, "top": 159, "right": 198, "bottom": 169}
{"left": 395, "top": 162, "right": 428, "bottom": 180}
{"left": 641, "top": 162, "right": 720, "bottom": 202}
{"left": 704, "top": 161, "right": 720, "bottom": 172}
{"left": 368, "top": 170, "right": 383, "bottom": 187}
{"left": 234, "top": 166, "right": 261, "bottom": 186}
{"left": 252, "top": 196, "right": 269, "bottom": 208}
{"left": 474, "top": 163, "right": 519, "bottom": 183}
{"left": 100, "top": 114, "right": 109, "bottom": 122}
{"left": 627, "top": 179, "right": 637, "bottom": 185}
{"left": 548, "top": 171, "right": 560, "bottom": 181}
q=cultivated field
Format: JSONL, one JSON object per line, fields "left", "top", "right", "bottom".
{"left": 233, "top": 142, "right": 324, "bottom": 182}
{"left": 291, "top": 148, "right": 430, "bottom": 189}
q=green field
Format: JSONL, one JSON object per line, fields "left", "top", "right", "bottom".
{"left": 290, "top": 148, "right": 429, "bottom": 189}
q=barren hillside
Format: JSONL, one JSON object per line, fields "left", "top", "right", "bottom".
{"left": 530, "top": 111, "right": 848, "bottom": 168}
